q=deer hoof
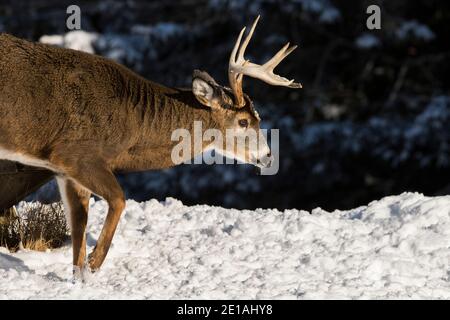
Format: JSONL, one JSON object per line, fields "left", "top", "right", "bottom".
{"left": 88, "top": 251, "right": 101, "bottom": 272}
{"left": 72, "top": 265, "right": 92, "bottom": 283}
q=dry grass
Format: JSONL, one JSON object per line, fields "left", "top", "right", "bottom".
{"left": 0, "top": 202, "right": 69, "bottom": 252}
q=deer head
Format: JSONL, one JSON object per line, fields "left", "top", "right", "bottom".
{"left": 191, "top": 15, "right": 302, "bottom": 170}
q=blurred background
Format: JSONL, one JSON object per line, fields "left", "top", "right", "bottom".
{"left": 0, "top": 0, "right": 448, "bottom": 210}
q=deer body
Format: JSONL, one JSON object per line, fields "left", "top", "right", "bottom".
{"left": 0, "top": 16, "right": 300, "bottom": 276}
{"left": 0, "top": 33, "right": 214, "bottom": 172}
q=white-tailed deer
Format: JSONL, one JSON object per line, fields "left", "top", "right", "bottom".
{"left": 0, "top": 16, "right": 301, "bottom": 275}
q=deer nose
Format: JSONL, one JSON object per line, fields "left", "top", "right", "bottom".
{"left": 257, "top": 152, "right": 273, "bottom": 168}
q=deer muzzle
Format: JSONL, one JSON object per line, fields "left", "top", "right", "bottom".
{"left": 255, "top": 152, "right": 274, "bottom": 168}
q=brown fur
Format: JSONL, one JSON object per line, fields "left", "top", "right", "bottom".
{"left": 0, "top": 33, "right": 262, "bottom": 272}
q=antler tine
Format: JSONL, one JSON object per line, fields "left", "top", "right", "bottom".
{"left": 229, "top": 27, "right": 246, "bottom": 65}
{"left": 228, "top": 27, "right": 246, "bottom": 106}
{"left": 236, "top": 15, "right": 260, "bottom": 63}
{"left": 264, "top": 43, "right": 297, "bottom": 70}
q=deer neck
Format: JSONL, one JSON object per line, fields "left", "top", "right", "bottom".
{"left": 114, "top": 78, "right": 218, "bottom": 172}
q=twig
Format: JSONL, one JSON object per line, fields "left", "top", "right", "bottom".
{"left": 386, "top": 60, "right": 409, "bottom": 107}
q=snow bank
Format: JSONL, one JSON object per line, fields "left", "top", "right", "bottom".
{"left": 395, "top": 20, "right": 435, "bottom": 41}
{"left": 39, "top": 31, "right": 98, "bottom": 54}
{"left": 355, "top": 33, "right": 381, "bottom": 49}
{"left": 1, "top": 192, "right": 449, "bottom": 299}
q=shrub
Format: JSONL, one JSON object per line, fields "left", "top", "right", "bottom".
{"left": 0, "top": 202, "right": 69, "bottom": 252}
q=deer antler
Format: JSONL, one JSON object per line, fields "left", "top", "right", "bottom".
{"left": 228, "top": 15, "right": 302, "bottom": 107}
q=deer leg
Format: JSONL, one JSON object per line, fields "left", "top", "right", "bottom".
{"left": 55, "top": 158, "right": 125, "bottom": 271}
{"left": 87, "top": 190, "right": 125, "bottom": 272}
{"left": 56, "top": 177, "right": 90, "bottom": 276}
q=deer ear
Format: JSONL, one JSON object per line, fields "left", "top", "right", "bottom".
{"left": 192, "top": 70, "right": 220, "bottom": 108}
{"left": 192, "top": 77, "right": 215, "bottom": 107}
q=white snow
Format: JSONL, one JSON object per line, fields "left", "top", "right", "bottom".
{"left": 355, "top": 33, "right": 381, "bottom": 49}
{"left": 1, "top": 192, "right": 450, "bottom": 299}
{"left": 395, "top": 20, "right": 435, "bottom": 41}
{"left": 39, "top": 31, "right": 98, "bottom": 54}
{"left": 131, "top": 22, "right": 186, "bottom": 40}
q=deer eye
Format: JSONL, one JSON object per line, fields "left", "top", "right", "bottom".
{"left": 238, "top": 119, "right": 249, "bottom": 128}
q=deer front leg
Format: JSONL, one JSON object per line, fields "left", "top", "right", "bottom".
{"left": 87, "top": 193, "right": 125, "bottom": 271}
{"left": 57, "top": 177, "right": 91, "bottom": 277}
{"left": 52, "top": 153, "right": 126, "bottom": 272}
{"left": 74, "top": 170, "right": 124, "bottom": 271}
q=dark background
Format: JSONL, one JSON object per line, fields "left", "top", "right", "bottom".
{"left": 0, "top": 0, "right": 449, "bottom": 210}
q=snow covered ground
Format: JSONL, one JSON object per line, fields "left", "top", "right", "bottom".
{"left": 1, "top": 192, "right": 449, "bottom": 299}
